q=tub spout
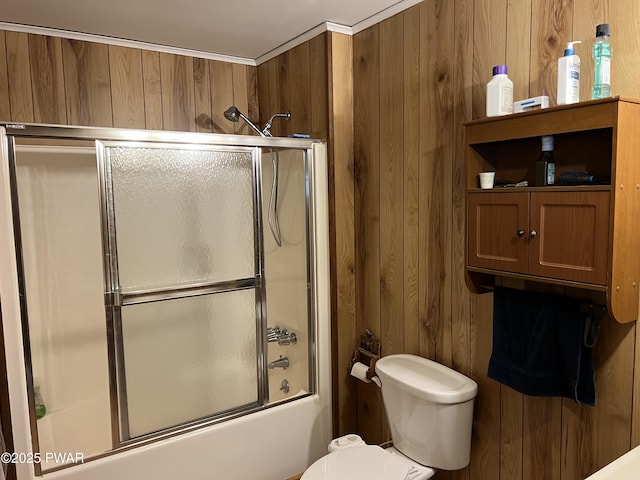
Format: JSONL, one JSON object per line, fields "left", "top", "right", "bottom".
{"left": 268, "top": 356, "right": 289, "bottom": 369}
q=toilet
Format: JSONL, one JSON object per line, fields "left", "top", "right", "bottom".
{"left": 301, "top": 354, "right": 478, "bottom": 480}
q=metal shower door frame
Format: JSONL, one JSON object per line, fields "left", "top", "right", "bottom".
{"left": 1, "top": 122, "right": 321, "bottom": 473}
{"left": 95, "top": 140, "right": 267, "bottom": 445}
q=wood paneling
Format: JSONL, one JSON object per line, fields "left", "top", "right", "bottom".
{"left": 257, "top": 63, "right": 271, "bottom": 135}
{"left": 402, "top": 6, "right": 421, "bottom": 358}
{"left": 327, "top": 32, "right": 355, "bottom": 437}
{"left": 258, "top": 35, "right": 329, "bottom": 139}
{"left": 611, "top": 0, "right": 640, "bottom": 99}
{"left": 530, "top": 0, "right": 572, "bottom": 102}
{"left": 29, "top": 35, "right": 67, "bottom": 124}
{"left": 109, "top": 45, "right": 145, "bottom": 129}
{"left": 275, "top": 53, "right": 290, "bottom": 137}
{"left": 231, "top": 63, "right": 250, "bottom": 135}
{"left": 267, "top": 60, "right": 282, "bottom": 135}
{"left": 6, "top": 32, "right": 34, "bottom": 122}
{"left": 309, "top": 34, "right": 328, "bottom": 140}
{"left": 0, "top": 30, "right": 259, "bottom": 134}
{"left": 245, "top": 63, "right": 260, "bottom": 126}
{"left": 419, "top": 0, "right": 454, "bottom": 368}
{"left": 210, "top": 60, "right": 234, "bottom": 134}
{"left": 451, "top": 3, "right": 473, "bottom": 479}
{"left": 354, "top": 24, "right": 383, "bottom": 445}
{"left": 472, "top": 0, "right": 507, "bottom": 119}
{"left": 507, "top": 0, "right": 532, "bottom": 101}
{"left": 289, "top": 42, "right": 311, "bottom": 135}
{"left": 160, "top": 53, "right": 195, "bottom": 132}
{"left": 379, "top": 13, "right": 404, "bottom": 444}
{"left": 141, "top": 50, "right": 163, "bottom": 130}
{"left": 193, "top": 57, "right": 211, "bottom": 132}
{"left": 62, "top": 39, "right": 112, "bottom": 127}
{"left": 0, "top": 31, "right": 10, "bottom": 121}
{"left": 379, "top": 13, "right": 404, "bottom": 362}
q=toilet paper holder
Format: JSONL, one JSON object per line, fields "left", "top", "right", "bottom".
{"left": 351, "top": 329, "right": 380, "bottom": 381}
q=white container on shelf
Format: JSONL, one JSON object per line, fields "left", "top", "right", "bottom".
{"left": 486, "top": 64, "right": 513, "bottom": 117}
{"left": 557, "top": 41, "right": 581, "bottom": 105}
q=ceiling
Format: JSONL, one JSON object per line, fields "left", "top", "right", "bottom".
{"left": 0, "top": 0, "right": 421, "bottom": 64}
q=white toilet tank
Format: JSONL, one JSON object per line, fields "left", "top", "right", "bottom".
{"left": 375, "top": 354, "right": 478, "bottom": 471}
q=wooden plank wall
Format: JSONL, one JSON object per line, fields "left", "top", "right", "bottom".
{"left": 256, "top": 34, "right": 328, "bottom": 139}
{"left": 0, "top": 30, "right": 258, "bottom": 133}
{"left": 351, "top": 1, "right": 640, "bottom": 480}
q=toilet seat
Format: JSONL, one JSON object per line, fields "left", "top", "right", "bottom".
{"left": 301, "top": 445, "right": 417, "bottom": 480}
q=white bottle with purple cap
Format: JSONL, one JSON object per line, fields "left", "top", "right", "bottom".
{"left": 486, "top": 64, "right": 513, "bottom": 117}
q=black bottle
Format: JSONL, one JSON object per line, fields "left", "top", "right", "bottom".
{"left": 536, "top": 135, "right": 555, "bottom": 186}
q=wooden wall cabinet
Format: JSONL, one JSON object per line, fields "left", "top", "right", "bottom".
{"left": 464, "top": 97, "right": 640, "bottom": 324}
{"left": 468, "top": 189, "right": 610, "bottom": 284}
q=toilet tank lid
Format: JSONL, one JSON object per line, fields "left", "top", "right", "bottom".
{"left": 375, "top": 354, "right": 478, "bottom": 404}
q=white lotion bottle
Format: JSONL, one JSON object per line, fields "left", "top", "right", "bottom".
{"left": 557, "top": 41, "right": 581, "bottom": 105}
{"left": 486, "top": 65, "right": 513, "bottom": 117}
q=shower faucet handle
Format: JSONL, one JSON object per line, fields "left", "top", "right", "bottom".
{"left": 267, "top": 326, "right": 281, "bottom": 342}
{"left": 277, "top": 331, "right": 297, "bottom": 346}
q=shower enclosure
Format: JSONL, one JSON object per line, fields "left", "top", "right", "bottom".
{"left": 0, "top": 124, "right": 329, "bottom": 477}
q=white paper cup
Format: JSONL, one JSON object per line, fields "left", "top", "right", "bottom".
{"left": 479, "top": 171, "right": 495, "bottom": 189}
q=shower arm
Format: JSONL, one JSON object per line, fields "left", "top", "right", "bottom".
{"left": 262, "top": 112, "right": 291, "bottom": 137}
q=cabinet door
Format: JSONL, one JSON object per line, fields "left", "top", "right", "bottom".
{"left": 529, "top": 191, "right": 609, "bottom": 284}
{"left": 468, "top": 192, "right": 529, "bottom": 273}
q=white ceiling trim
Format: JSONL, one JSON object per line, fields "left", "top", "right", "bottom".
{"left": 0, "top": 0, "right": 422, "bottom": 67}
{"left": 254, "top": 23, "right": 334, "bottom": 65}
{"left": 255, "top": 0, "right": 423, "bottom": 65}
{"left": 0, "top": 21, "right": 257, "bottom": 66}
{"left": 351, "top": 0, "right": 422, "bottom": 35}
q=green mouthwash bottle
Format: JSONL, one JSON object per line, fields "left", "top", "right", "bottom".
{"left": 592, "top": 23, "right": 612, "bottom": 99}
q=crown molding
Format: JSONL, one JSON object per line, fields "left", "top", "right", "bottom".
{"left": 0, "top": 21, "right": 256, "bottom": 66}
{"left": 0, "top": 1, "right": 424, "bottom": 67}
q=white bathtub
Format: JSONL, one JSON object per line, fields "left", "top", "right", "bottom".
{"left": 46, "top": 394, "right": 331, "bottom": 480}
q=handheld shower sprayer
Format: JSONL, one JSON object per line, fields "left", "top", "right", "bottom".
{"left": 223, "top": 106, "right": 292, "bottom": 248}
{"left": 223, "top": 106, "right": 291, "bottom": 137}
{"left": 223, "top": 106, "right": 265, "bottom": 137}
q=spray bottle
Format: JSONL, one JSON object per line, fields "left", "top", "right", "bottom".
{"left": 557, "top": 41, "right": 581, "bottom": 105}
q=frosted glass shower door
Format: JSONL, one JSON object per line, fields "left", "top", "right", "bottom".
{"left": 101, "top": 143, "right": 264, "bottom": 441}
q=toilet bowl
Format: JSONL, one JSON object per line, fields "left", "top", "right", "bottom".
{"left": 301, "top": 354, "right": 478, "bottom": 480}
{"left": 301, "top": 442, "right": 435, "bottom": 480}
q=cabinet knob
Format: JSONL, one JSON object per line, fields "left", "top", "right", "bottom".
{"left": 517, "top": 230, "right": 525, "bottom": 237}
{"left": 529, "top": 230, "right": 537, "bottom": 238}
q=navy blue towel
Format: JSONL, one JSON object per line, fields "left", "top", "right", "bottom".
{"left": 487, "top": 286, "right": 595, "bottom": 406}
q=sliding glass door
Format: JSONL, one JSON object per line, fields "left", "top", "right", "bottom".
{"left": 99, "top": 142, "right": 266, "bottom": 441}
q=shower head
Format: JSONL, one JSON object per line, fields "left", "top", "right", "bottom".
{"left": 224, "top": 106, "right": 241, "bottom": 122}
{"left": 223, "top": 106, "right": 265, "bottom": 137}
{"left": 262, "top": 112, "right": 291, "bottom": 137}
